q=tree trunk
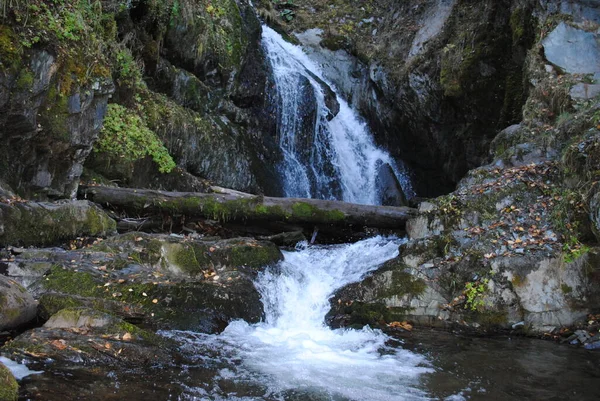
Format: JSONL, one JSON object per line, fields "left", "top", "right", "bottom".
{"left": 79, "top": 186, "right": 417, "bottom": 232}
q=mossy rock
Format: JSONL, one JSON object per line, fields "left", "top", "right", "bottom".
{"left": 0, "top": 276, "right": 37, "bottom": 332}
{"left": 0, "top": 363, "right": 18, "bottom": 401}
{"left": 0, "top": 200, "right": 116, "bottom": 247}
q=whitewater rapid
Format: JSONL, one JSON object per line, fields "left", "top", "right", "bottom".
{"left": 163, "top": 237, "right": 432, "bottom": 400}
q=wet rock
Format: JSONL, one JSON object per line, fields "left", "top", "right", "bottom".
{"left": 0, "top": 200, "right": 116, "bottom": 247}
{"left": 1, "top": 307, "right": 184, "bottom": 400}
{"left": 305, "top": 70, "right": 340, "bottom": 120}
{"left": 0, "top": 362, "right": 18, "bottom": 401}
{"left": 0, "top": 275, "right": 37, "bottom": 332}
{"left": 327, "top": 257, "right": 427, "bottom": 329}
{"left": 375, "top": 163, "right": 408, "bottom": 207}
{"left": 14, "top": 233, "right": 282, "bottom": 333}
{"left": 542, "top": 22, "right": 600, "bottom": 74}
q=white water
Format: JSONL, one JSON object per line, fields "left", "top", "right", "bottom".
{"left": 165, "top": 237, "right": 432, "bottom": 400}
{"left": 0, "top": 356, "right": 43, "bottom": 380}
{"left": 262, "top": 26, "right": 415, "bottom": 204}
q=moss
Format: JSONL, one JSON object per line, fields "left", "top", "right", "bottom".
{"left": 468, "top": 310, "right": 509, "bottom": 328}
{"left": 511, "top": 274, "right": 525, "bottom": 287}
{"left": 225, "top": 241, "right": 282, "bottom": 269}
{"left": 43, "top": 266, "right": 101, "bottom": 297}
{"left": 0, "top": 25, "right": 23, "bottom": 71}
{"left": 291, "top": 202, "right": 345, "bottom": 222}
{"left": 168, "top": 243, "right": 212, "bottom": 275}
{"left": 15, "top": 69, "right": 34, "bottom": 90}
{"left": 0, "top": 201, "right": 116, "bottom": 247}
{"left": 561, "top": 284, "right": 573, "bottom": 294}
{"left": 0, "top": 362, "right": 18, "bottom": 401}
{"left": 345, "top": 302, "right": 391, "bottom": 328}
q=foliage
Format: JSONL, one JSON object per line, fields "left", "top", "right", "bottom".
{"left": 464, "top": 278, "right": 489, "bottom": 311}
{"left": 95, "top": 104, "right": 176, "bottom": 173}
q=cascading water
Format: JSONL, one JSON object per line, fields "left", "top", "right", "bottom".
{"left": 163, "top": 237, "right": 432, "bottom": 400}
{"left": 262, "top": 26, "right": 415, "bottom": 205}
{"left": 160, "top": 25, "right": 431, "bottom": 401}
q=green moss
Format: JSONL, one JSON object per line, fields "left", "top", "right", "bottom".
{"left": 94, "top": 103, "right": 176, "bottom": 174}
{"left": 345, "top": 302, "right": 391, "bottom": 328}
{"left": 0, "top": 25, "right": 22, "bottom": 71}
{"left": 561, "top": 284, "right": 573, "bottom": 294}
{"left": 15, "top": 69, "right": 34, "bottom": 90}
{"left": 225, "top": 241, "right": 282, "bottom": 269}
{"left": 469, "top": 310, "right": 509, "bottom": 328}
{"left": 168, "top": 243, "right": 212, "bottom": 275}
{"left": 0, "top": 362, "right": 18, "bottom": 401}
{"left": 291, "top": 202, "right": 345, "bottom": 222}
{"left": 43, "top": 266, "right": 101, "bottom": 297}
{"left": 38, "top": 293, "right": 83, "bottom": 319}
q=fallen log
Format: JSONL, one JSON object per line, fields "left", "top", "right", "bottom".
{"left": 79, "top": 186, "right": 417, "bottom": 231}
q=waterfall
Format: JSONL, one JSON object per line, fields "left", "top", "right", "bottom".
{"left": 262, "top": 26, "right": 415, "bottom": 205}
{"left": 163, "top": 237, "right": 432, "bottom": 400}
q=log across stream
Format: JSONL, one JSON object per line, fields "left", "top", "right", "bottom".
{"left": 79, "top": 185, "right": 417, "bottom": 241}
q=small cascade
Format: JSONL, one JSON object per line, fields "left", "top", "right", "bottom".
{"left": 163, "top": 237, "right": 432, "bottom": 400}
{"left": 262, "top": 26, "right": 415, "bottom": 205}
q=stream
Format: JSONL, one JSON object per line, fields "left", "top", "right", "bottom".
{"left": 160, "top": 237, "right": 600, "bottom": 401}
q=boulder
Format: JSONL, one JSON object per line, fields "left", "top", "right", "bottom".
{"left": 542, "top": 22, "right": 600, "bottom": 74}
{"left": 16, "top": 233, "right": 282, "bottom": 333}
{"left": 0, "top": 275, "right": 37, "bottom": 331}
{"left": 1, "top": 308, "right": 183, "bottom": 400}
{"left": 375, "top": 163, "right": 408, "bottom": 207}
{"left": 0, "top": 200, "right": 116, "bottom": 247}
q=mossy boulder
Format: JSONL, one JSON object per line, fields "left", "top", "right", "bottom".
{"left": 1, "top": 307, "right": 184, "bottom": 400}
{"left": 0, "top": 362, "right": 18, "bottom": 401}
{"left": 0, "top": 200, "right": 116, "bottom": 247}
{"left": 0, "top": 275, "right": 37, "bottom": 332}
{"left": 14, "top": 233, "right": 281, "bottom": 333}
{"left": 327, "top": 257, "right": 427, "bottom": 329}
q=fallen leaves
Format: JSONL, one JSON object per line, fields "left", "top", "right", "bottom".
{"left": 388, "top": 321, "right": 413, "bottom": 331}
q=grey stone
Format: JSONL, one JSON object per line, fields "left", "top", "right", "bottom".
{"left": 542, "top": 22, "right": 600, "bottom": 74}
{"left": 408, "top": 0, "right": 457, "bottom": 59}
{"left": 0, "top": 275, "right": 37, "bottom": 331}
{"left": 44, "top": 308, "right": 113, "bottom": 330}
{"left": 570, "top": 83, "right": 600, "bottom": 100}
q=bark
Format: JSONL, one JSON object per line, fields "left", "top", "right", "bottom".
{"left": 79, "top": 185, "right": 417, "bottom": 231}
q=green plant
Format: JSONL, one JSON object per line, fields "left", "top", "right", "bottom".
{"left": 464, "top": 278, "right": 489, "bottom": 311}
{"left": 95, "top": 104, "right": 176, "bottom": 173}
{"left": 280, "top": 8, "right": 295, "bottom": 22}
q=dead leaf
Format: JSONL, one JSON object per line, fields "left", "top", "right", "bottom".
{"left": 51, "top": 339, "right": 67, "bottom": 350}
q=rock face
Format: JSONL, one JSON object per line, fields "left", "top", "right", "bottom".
{"left": 0, "top": 275, "right": 37, "bottom": 332}
{"left": 331, "top": 162, "right": 600, "bottom": 333}
{"left": 271, "top": 0, "right": 538, "bottom": 196}
{"left": 0, "top": 48, "right": 113, "bottom": 199}
{"left": 375, "top": 163, "right": 408, "bottom": 207}
{"left": 0, "top": 0, "right": 283, "bottom": 198}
